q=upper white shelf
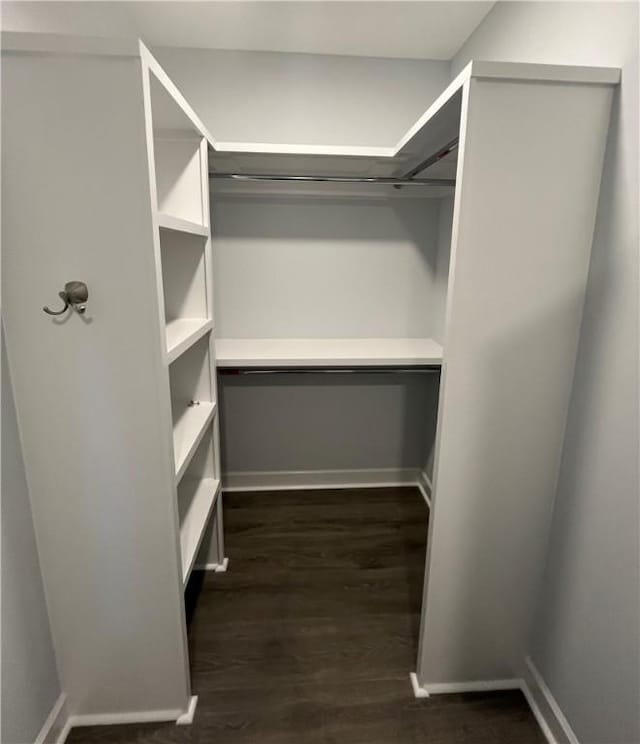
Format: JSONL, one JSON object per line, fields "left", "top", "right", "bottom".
{"left": 215, "top": 338, "right": 443, "bottom": 368}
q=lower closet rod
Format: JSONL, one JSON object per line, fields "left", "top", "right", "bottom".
{"left": 208, "top": 173, "right": 455, "bottom": 187}
{"left": 219, "top": 367, "right": 441, "bottom": 375}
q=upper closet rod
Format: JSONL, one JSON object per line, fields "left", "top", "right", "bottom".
{"left": 209, "top": 137, "right": 460, "bottom": 186}
{"left": 401, "top": 137, "right": 459, "bottom": 180}
{"left": 208, "top": 173, "right": 455, "bottom": 187}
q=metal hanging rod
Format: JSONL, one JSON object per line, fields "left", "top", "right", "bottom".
{"left": 219, "top": 366, "right": 441, "bottom": 375}
{"left": 402, "top": 137, "right": 459, "bottom": 180}
{"left": 209, "top": 173, "right": 455, "bottom": 187}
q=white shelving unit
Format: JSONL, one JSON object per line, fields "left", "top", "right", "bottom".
{"left": 143, "top": 49, "right": 225, "bottom": 591}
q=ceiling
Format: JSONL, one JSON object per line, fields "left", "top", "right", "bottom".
{"left": 127, "top": 1, "right": 495, "bottom": 60}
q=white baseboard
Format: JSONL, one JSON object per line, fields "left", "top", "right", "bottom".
{"left": 410, "top": 660, "right": 577, "bottom": 744}
{"left": 409, "top": 672, "right": 429, "bottom": 698}
{"left": 417, "top": 470, "right": 432, "bottom": 508}
{"left": 66, "top": 707, "right": 184, "bottom": 728}
{"left": 222, "top": 468, "right": 422, "bottom": 492}
{"left": 520, "top": 656, "right": 579, "bottom": 744}
{"left": 196, "top": 557, "right": 229, "bottom": 573}
{"left": 34, "top": 693, "right": 69, "bottom": 744}
{"left": 176, "top": 696, "right": 198, "bottom": 726}
{"left": 410, "top": 675, "right": 522, "bottom": 697}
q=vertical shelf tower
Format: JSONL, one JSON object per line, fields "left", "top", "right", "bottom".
{"left": 142, "top": 52, "right": 225, "bottom": 586}
{"left": 2, "top": 38, "right": 227, "bottom": 725}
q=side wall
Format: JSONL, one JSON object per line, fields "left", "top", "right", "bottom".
{"left": 1, "top": 329, "right": 62, "bottom": 744}
{"left": 453, "top": 4, "right": 639, "bottom": 743}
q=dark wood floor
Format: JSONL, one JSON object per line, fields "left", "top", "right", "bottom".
{"left": 68, "top": 487, "right": 545, "bottom": 744}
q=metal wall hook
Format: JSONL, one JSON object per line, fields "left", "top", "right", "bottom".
{"left": 43, "top": 281, "right": 89, "bottom": 316}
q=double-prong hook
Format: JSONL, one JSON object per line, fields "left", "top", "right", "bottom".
{"left": 43, "top": 281, "right": 89, "bottom": 316}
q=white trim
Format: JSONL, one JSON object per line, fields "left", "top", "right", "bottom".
{"left": 409, "top": 661, "right": 578, "bottom": 744}
{"left": 57, "top": 720, "right": 72, "bottom": 744}
{"left": 196, "top": 557, "right": 229, "bottom": 573}
{"left": 417, "top": 471, "right": 432, "bottom": 508}
{"left": 221, "top": 468, "right": 422, "bottom": 492}
{"left": 34, "top": 693, "right": 69, "bottom": 744}
{"left": 214, "top": 141, "right": 394, "bottom": 158}
{"left": 176, "top": 696, "right": 198, "bottom": 726}
{"left": 67, "top": 708, "right": 184, "bottom": 728}
{"left": 469, "top": 60, "right": 620, "bottom": 85}
{"left": 520, "top": 679, "right": 560, "bottom": 744}
{"left": 520, "top": 657, "right": 579, "bottom": 744}
{"left": 1, "top": 31, "right": 139, "bottom": 58}
{"left": 409, "top": 673, "right": 430, "bottom": 698}
{"left": 411, "top": 676, "right": 522, "bottom": 697}
{"left": 425, "top": 678, "right": 522, "bottom": 695}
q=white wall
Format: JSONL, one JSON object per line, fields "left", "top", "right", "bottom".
{"left": 151, "top": 46, "right": 449, "bottom": 147}
{"left": 0, "top": 0, "right": 138, "bottom": 38}
{"left": 212, "top": 196, "right": 445, "bottom": 339}
{"left": 453, "top": 4, "right": 639, "bottom": 743}
{"left": 1, "top": 330, "right": 62, "bottom": 744}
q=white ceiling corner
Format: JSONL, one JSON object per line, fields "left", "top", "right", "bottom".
{"left": 126, "top": 1, "right": 495, "bottom": 60}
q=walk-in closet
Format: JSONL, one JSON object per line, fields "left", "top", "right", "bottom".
{"left": 4, "top": 4, "right": 637, "bottom": 744}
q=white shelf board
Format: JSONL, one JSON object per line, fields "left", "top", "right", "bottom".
{"left": 215, "top": 338, "right": 443, "bottom": 368}
{"left": 166, "top": 319, "right": 213, "bottom": 364}
{"left": 158, "top": 212, "right": 208, "bottom": 237}
{"left": 173, "top": 402, "right": 216, "bottom": 482}
{"left": 179, "top": 477, "right": 221, "bottom": 586}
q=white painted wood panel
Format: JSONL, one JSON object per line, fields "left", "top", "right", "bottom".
{"left": 2, "top": 51, "right": 190, "bottom": 716}
{"left": 215, "top": 338, "right": 443, "bottom": 367}
{"left": 417, "top": 76, "right": 615, "bottom": 686}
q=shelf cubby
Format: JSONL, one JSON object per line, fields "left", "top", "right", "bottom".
{"left": 154, "top": 135, "right": 206, "bottom": 226}
{"left": 161, "top": 228, "right": 210, "bottom": 361}
{"left": 177, "top": 425, "right": 220, "bottom": 585}
{"left": 170, "top": 334, "right": 216, "bottom": 481}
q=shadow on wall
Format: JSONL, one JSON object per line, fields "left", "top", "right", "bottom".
{"left": 218, "top": 370, "right": 440, "bottom": 475}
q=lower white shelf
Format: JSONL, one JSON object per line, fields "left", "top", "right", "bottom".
{"left": 215, "top": 338, "right": 444, "bottom": 368}
{"left": 178, "top": 477, "right": 221, "bottom": 586}
{"left": 173, "top": 402, "right": 216, "bottom": 482}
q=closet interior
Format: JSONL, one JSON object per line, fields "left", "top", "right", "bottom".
{"left": 2, "top": 32, "right": 619, "bottom": 728}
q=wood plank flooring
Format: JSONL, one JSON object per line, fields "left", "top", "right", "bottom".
{"left": 67, "top": 487, "right": 545, "bottom": 744}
